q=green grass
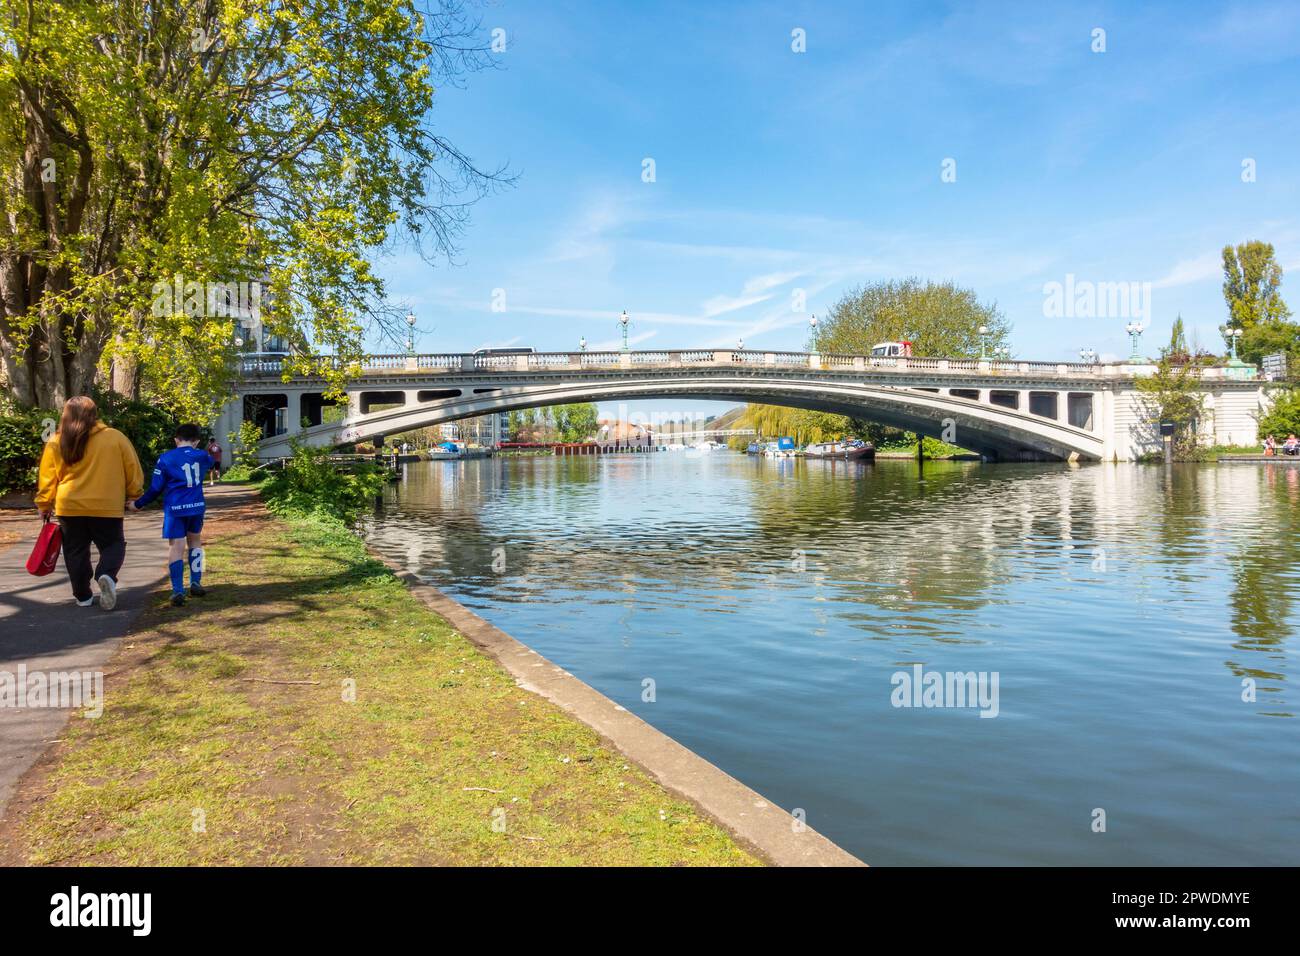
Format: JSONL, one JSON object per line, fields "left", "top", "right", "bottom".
{"left": 3, "top": 500, "right": 758, "bottom": 866}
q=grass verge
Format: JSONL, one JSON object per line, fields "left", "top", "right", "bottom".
{"left": 0, "top": 492, "right": 758, "bottom": 866}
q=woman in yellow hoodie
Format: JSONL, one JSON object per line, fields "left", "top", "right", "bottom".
{"left": 35, "top": 396, "right": 145, "bottom": 609}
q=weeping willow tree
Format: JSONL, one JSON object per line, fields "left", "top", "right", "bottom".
{"left": 736, "top": 405, "right": 861, "bottom": 445}
{"left": 0, "top": 0, "right": 509, "bottom": 416}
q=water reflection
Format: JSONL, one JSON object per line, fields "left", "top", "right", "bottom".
{"left": 362, "top": 455, "right": 1300, "bottom": 864}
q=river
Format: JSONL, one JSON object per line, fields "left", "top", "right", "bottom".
{"left": 360, "top": 452, "right": 1300, "bottom": 865}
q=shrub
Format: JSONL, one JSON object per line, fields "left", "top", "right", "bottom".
{"left": 0, "top": 392, "right": 177, "bottom": 494}
{"left": 1259, "top": 387, "right": 1300, "bottom": 440}
{"left": 259, "top": 440, "right": 388, "bottom": 523}
{"left": 228, "top": 419, "right": 263, "bottom": 468}
{"left": 90, "top": 388, "right": 177, "bottom": 465}
{"left": 0, "top": 406, "right": 54, "bottom": 495}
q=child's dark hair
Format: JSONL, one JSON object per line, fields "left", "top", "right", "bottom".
{"left": 175, "top": 423, "right": 201, "bottom": 442}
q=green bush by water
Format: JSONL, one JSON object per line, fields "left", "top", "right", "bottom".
{"left": 259, "top": 440, "right": 389, "bottom": 524}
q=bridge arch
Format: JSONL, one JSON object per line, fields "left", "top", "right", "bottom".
{"left": 255, "top": 374, "right": 1107, "bottom": 461}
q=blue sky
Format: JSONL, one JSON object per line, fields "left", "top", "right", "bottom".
{"left": 375, "top": 0, "right": 1300, "bottom": 413}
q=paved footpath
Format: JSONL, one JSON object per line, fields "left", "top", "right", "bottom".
{"left": 0, "top": 485, "right": 247, "bottom": 821}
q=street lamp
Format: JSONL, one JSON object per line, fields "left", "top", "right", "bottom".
{"left": 1125, "top": 321, "right": 1144, "bottom": 363}
{"left": 737, "top": 337, "right": 745, "bottom": 351}
{"left": 405, "top": 310, "right": 417, "bottom": 355}
{"left": 579, "top": 335, "right": 587, "bottom": 352}
{"left": 978, "top": 325, "right": 989, "bottom": 360}
{"left": 1079, "top": 347, "right": 1097, "bottom": 364}
{"left": 1226, "top": 326, "right": 1244, "bottom": 361}
{"left": 619, "top": 310, "right": 630, "bottom": 352}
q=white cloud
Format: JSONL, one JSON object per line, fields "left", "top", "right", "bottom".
{"left": 1153, "top": 253, "right": 1221, "bottom": 290}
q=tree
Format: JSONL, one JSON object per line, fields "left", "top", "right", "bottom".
{"left": 555, "top": 402, "right": 598, "bottom": 442}
{"left": 1221, "top": 241, "right": 1291, "bottom": 348}
{"left": 1258, "top": 387, "right": 1300, "bottom": 440}
{"left": 1134, "top": 358, "right": 1207, "bottom": 457}
{"left": 810, "top": 278, "right": 1010, "bottom": 358}
{"left": 1167, "top": 315, "right": 1189, "bottom": 363}
{"left": 0, "top": 0, "right": 509, "bottom": 415}
{"left": 737, "top": 405, "right": 860, "bottom": 445}
{"left": 1239, "top": 319, "right": 1300, "bottom": 369}
{"left": 760, "top": 278, "right": 1007, "bottom": 447}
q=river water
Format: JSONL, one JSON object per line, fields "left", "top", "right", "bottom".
{"left": 361, "top": 452, "right": 1300, "bottom": 865}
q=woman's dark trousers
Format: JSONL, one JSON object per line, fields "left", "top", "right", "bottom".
{"left": 58, "top": 517, "right": 126, "bottom": 602}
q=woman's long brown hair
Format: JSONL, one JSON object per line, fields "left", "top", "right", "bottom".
{"left": 58, "top": 396, "right": 99, "bottom": 465}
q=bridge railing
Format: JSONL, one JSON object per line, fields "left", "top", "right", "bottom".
{"left": 236, "top": 350, "right": 1259, "bottom": 381}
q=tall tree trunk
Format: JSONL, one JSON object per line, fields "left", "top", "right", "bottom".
{"left": 111, "top": 351, "right": 142, "bottom": 399}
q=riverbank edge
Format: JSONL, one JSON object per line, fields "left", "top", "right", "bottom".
{"left": 367, "top": 547, "right": 865, "bottom": 867}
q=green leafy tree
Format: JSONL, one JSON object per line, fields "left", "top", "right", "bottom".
{"left": 1134, "top": 359, "right": 1207, "bottom": 457}
{"left": 1258, "top": 387, "right": 1300, "bottom": 440}
{"left": 759, "top": 278, "right": 1006, "bottom": 446}
{"left": 1167, "top": 316, "right": 1189, "bottom": 363}
{"left": 554, "top": 402, "right": 598, "bottom": 442}
{"left": 1239, "top": 320, "right": 1300, "bottom": 370}
{"left": 0, "top": 0, "right": 509, "bottom": 415}
{"left": 229, "top": 419, "right": 263, "bottom": 468}
{"left": 737, "top": 405, "right": 871, "bottom": 445}
{"left": 811, "top": 278, "right": 1010, "bottom": 358}
{"left": 1222, "top": 241, "right": 1291, "bottom": 348}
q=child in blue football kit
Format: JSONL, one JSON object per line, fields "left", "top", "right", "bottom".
{"left": 129, "top": 423, "right": 214, "bottom": 606}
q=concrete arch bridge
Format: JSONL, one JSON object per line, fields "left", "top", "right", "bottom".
{"left": 216, "top": 349, "right": 1269, "bottom": 463}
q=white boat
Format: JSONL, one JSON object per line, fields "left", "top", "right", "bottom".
{"left": 762, "top": 441, "right": 796, "bottom": 459}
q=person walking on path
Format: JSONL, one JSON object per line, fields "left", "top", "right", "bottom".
{"left": 206, "top": 436, "right": 223, "bottom": 484}
{"left": 35, "top": 396, "right": 145, "bottom": 610}
{"left": 128, "top": 423, "right": 213, "bottom": 607}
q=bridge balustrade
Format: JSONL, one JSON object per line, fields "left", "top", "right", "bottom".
{"left": 826, "top": 354, "right": 863, "bottom": 368}
{"left": 527, "top": 353, "right": 572, "bottom": 368}
{"left": 413, "top": 354, "right": 460, "bottom": 369}
{"left": 235, "top": 350, "right": 1257, "bottom": 385}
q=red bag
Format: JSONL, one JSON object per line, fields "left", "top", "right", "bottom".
{"left": 26, "top": 516, "right": 62, "bottom": 576}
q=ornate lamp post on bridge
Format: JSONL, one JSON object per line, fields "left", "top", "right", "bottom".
{"left": 1125, "top": 321, "right": 1145, "bottom": 363}
{"left": 619, "top": 310, "right": 631, "bottom": 352}
{"left": 579, "top": 336, "right": 587, "bottom": 352}
{"left": 1225, "top": 325, "right": 1244, "bottom": 362}
{"left": 1079, "top": 347, "right": 1097, "bottom": 365}
{"left": 405, "top": 310, "right": 417, "bottom": 355}
{"left": 736, "top": 337, "right": 744, "bottom": 351}
{"left": 978, "top": 325, "right": 989, "bottom": 360}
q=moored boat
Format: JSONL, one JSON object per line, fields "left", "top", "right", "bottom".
{"left": 763, "top": 437, "right": 797, "bottom": 459}
{"left": 803, "top": 439, "right": 875, "bottom": 461}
